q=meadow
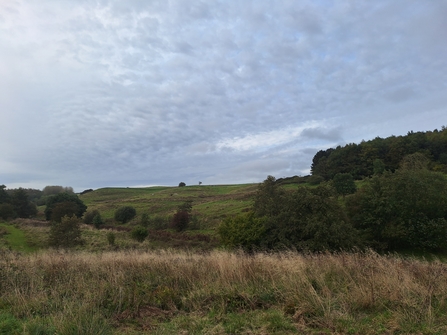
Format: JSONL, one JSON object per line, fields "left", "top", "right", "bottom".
{"left": 2, "top": 183, "right": 447, "bottom": 334}
{"left": 79, "top": 184, "right": 259, "bottom": 228}
{"left": 1, "top": 249, "right": 447, "bottom": 334}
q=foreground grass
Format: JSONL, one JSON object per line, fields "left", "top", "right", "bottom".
{"left": 1, "top": 250, "right": 447, "bottom": 334}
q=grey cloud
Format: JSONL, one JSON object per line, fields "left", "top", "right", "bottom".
{"left": 1, "top": 0, "right": 446, "bottom": 191}
{"left": 301, "top": 127, "right": 344, "bottom": 142}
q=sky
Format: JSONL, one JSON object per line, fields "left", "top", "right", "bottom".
{"left": 1, "top": 0, "right": 446, "bottom": 192}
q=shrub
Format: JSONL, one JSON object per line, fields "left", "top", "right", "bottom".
{"left": 106, "top": 232, "right": 116, "bottom": 246}
{"left": 114, "top": 206, "right": 136, "bottom": 224}
{"left": 149, "top": 215, "right": 168, "bottom": 230}
{"left": 130, "top": 226, "right": 149, "bottom": 242}
{"left": 218, "top": 212, "right": 266, "bottom": 251}
{"left": 140, "top": 213, "right": 149, "bottom": 227}
{"left": 48, "top": 215, "right": 83, "bottom": 248}
{"left": 83, "top": 209, "right": 100, "bottom": 224}
{"left": 178, "top": 182, "right": 186, "bottom": 187}
{"left": 307, "top": 175, "right": 324, "bottom": 185}
{"left": 172, "top": 210, "right": 189, "bottom": 232}
{"left": 92, "top": 213, "right": 104, "bottom": 229}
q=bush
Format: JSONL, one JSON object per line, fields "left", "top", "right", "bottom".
{"left": 307, "top": 175, "right": 325, "bottom": 185}
{"left": 172, "top": 211, "right": 190, "bottom": 232}
{"left": 218, "top": 212, "right": 266, "bottom": 251}
{"left": 107, "top": 232, "right": 116, "bottom": 246}
{"left": 83, "top": 209, "right": 100, "bottom": 224}
{"left": 48, "top": 215, "right": 83, "bottom": 248}
{"left": 92, "top": 213, "right": 104, "bottom": 229}
{"left": 114, "top": 206, "right": 136, "bottom": 224}
{"left": 140, "top": 213, "right": 149, "bottom": 227}
{"left": 130, "top": 226, "right": 149, "bottom": 242}
{"left": 178, "top": 182, "right": 186, "bottom": 187}
{"left": 149, "top": 215, "right": 168, "bottom": 230}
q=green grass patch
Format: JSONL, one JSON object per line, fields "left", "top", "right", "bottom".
{"left": 0, "top": 223, "right": 37, "bottom": 253}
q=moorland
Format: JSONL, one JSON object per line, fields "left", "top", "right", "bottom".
{"left": 1, "top": 126, "right": 447, "bottom": 334}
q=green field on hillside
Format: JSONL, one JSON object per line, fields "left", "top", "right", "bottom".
{"left": 80, "top": 184, "right": 259, "bottom": 226}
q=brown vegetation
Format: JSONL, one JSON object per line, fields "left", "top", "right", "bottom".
{"left": 1, "top": 250, "right": 447, "bottom": 334}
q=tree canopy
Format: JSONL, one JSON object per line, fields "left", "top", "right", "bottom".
{"left": 45, "top": 192, "right": 87, "bottom": 221}
{"left": 311, "top": 127, "right": 447, "bottom": 180}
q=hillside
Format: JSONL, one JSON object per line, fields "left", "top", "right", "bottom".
{"left": 79, "top": 184, "right": 259, "bottom": 228}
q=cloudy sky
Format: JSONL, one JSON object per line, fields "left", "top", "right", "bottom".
{"left": 1, "top": 0, "right": 446, "bottom": 191}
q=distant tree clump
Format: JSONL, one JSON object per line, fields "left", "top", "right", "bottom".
{"left": 45, "top": 192, "right": 87, "bottom": 221}
{"left": 48, "top": 215, "right": 83, "bottom": 248}
{"left": 0, "top": 203, "right": 15, "bottom": 220}
{"left": 310, "top": 127, "right": 447, "bottom": 180}
{"left": 43, "top": 186, "right": 74, "bottom": 196}
{"left": 114, "top": 206, "right": 137, "bottom": 224}
{"left": 219, "top": 176, "right": 359, "bottom": 252}
{"left": 0, "top": 185, "right": 10, "bottom": 204}
{"left": 178, "top": 182, "right": 186, "bottom": 187}
{"left": 346, "top": 168, "right": 447, "bottom": 251}
{"left": 11, "top": 188, "right": 37, "bottom": 218}
{"left": 80, "top": 189, "right": 94, "bottom": 195}
{"left": 51, "top": 201, "right": 82, "bottom": 223}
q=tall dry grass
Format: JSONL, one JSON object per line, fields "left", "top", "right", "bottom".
{"left": 1, "top": 249, "right": 447, "bottom": 334}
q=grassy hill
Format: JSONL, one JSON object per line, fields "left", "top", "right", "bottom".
{"left": 79, "top": 183, "right": 259, "bottom": 228}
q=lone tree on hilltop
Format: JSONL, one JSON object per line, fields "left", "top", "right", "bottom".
{"left": 178, "top": 182, "right": 186, "bottom": 187}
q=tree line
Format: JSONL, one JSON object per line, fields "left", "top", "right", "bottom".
{"left": 219, "top": 149, "right": 447, "bottom": 253}
{"left": 311, "top": 126, "right": 447, "bottom": 180}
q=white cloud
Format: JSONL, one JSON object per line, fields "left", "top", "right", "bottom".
{"left": 216, "top": 122, "right": 323, "bottom": 152}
